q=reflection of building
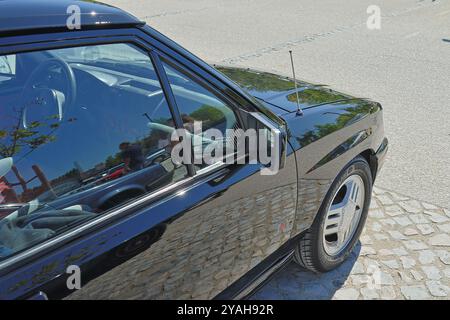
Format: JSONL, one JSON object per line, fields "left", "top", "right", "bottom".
{"left": 95, "top": 163, "right": 106, "bottom": 172}
{"left": 80, "top": 162, "right": 107, "bottom": 181}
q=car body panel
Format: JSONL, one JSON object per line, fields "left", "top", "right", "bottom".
{"left": 1, "top": 151, "right": 297, "bottom": 299}
{"left": 215, "top": 66, "right": 356, "bottom": 113}
{"left": 0, "top": 0, "right": 143, "bottom": 36}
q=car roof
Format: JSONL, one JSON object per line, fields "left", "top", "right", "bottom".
{"left": 0, "top": 0, "right": 143, "bottom": 35}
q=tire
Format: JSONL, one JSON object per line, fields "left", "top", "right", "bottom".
{"left": 293, "top": 155, "right": 373, "bottom": 273}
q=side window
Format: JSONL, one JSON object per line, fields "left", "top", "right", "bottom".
{"left": 0, "top": 43, "right": 187, "bottom": 261}
{"left": 161, "top": 60, "right": 240, "bottom": 169}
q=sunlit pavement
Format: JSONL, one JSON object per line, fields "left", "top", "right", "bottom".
{"left": 251, "top": 187, "right": 450, "bottom": 300}
{"left": 103, "top": 0, "right": 450, "bottom": 299}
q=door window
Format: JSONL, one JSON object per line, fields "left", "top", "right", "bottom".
{"left": 161, "top": 60, "right": 240, "bottom": 169}
{"left": 0, "top": 43, "right": 187, "bottom": 261}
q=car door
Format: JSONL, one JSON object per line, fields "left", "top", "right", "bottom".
{"left": 0, "top": 31, "right": 297, "bottom": 300}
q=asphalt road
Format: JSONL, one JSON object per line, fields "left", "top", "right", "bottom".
{"left": 106, "top": 0, "right": 450, "bottom": 208}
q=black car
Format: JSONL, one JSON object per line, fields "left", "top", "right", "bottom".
{"left": 0, "top": 0, "right": 387, "bottom": 300}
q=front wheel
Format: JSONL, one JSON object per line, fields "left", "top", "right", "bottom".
{"left": 294, "top": 156, "right": 373, "bottom": 273}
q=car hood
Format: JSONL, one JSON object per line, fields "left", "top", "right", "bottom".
{"left": 215, "top": 66, "right": 359, "bottom": 115}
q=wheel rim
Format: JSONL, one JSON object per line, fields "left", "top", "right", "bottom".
{"left": 322, "top": 174, "right": 365, "bottom": 256}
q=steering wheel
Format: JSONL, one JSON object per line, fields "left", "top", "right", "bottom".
{"left": 20, "top": 58, "right": 77, "bottom": 127}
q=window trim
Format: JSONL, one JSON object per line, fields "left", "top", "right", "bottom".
{"left": 156, "top": 53, "right": 247, "bottom": 130}
{"left": 154, "top": 53, "right": 248, "bottom": 175}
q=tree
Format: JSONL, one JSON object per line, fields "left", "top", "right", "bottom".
{"left": 0, "top": 110, "right": 60, "bottom": 158}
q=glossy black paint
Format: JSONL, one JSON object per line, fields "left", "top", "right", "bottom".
{"left": 0, "top": 1, "right": 387, "bottom": 300}
{"left": 0, "top": 0, "right": 143, "bottom": 35}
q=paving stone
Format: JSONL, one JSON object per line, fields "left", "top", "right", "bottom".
{"left": 377, "top": 194, "right": 394, "bottom": 206}
{"left": 374, "top": 233, "right": 389, "bottom": 241}
{"left": 398, "top": 200, "right": 422, "bottom": 214}
{"left": 410, "top": 270, "right": 424, "bottom": 281}
{"left": 417, "top": 224, "right": 435, "bottom": 235}
{"left": 361, "top": 287, "right": 380, "bottom": 300}
{"left": 380, "top": 286, "right": 397, "bottom": 299}
{"left": 364, "top": 258, "right": 380, "bottom": 269}
{"left": 371, "top": 222, "right": 382, "bottom": 232}
{"left": 369, "top": 209, "right": 385, "bottom": 219}
{"left": 360, "top": 247, "right": 376, "bottom": 256}
{"left": 372, "top": 186, "right": 385, "bottom": 195}
{"left": 429, "top": 234, "right": 450, "bottom": 247}
{"left": 425, "top": 212, "right": 449, "bottom": 223}
{"left": 384, "top": 205, "right": 404, "bottom": 217}
{"left": 378, "top": 271, "right": 396, "bottom": 285}
{"left": 403, "top": 228, "right": 419, "bottom": 236}
{"left": 392, "top": 247, "right": 408, "bottom": 256}
{"left": 388, "top": 192, "right": 409, "bottom": 202}
{"left": 422, "top": 202, "right": 440, "bottom": 210}
{"left": 400, "top": 256, "right": 416, "bottom": 269}
{"left": 421, "top": 266, "right": 441, "bottom": 280}
{"left": 437, "top": 223, "right": 450, "bottom": 233}
{"left": 436, "top": 250, "right": 450, "bottom": 265}
{"left": 426, "top": 281, "right": 450, "bottom": 297}
{"left": 369, "top": 199, "right": 379, "bottom": 209}
{"left": 378, "top": 248, "right": 394, "bottom": 256}
{"left": 350, "top": 275, "right": 370, "bottom": 286}
{"left": 387, "top": 230, "right": 406, "bottom": 240}
{"left": 333, "top": 288, "right": 360, "bottom": 300}
{"left": 444, "top": 268, "right": 450, "bottom": 278}
{"left": 398, "top": 271, "right": 413, "bottom": 283}
{"left": 393, "top": 216, "right": 413, "bottom": 227}
{"left": 359, "top": 235, "right": 373, "bottom": 245}
{"left": 381, "top": 259, "right": 399, "bottom": 269}
{"left": 418, "top": 250, "right": 436, "bottom": 265}
{"left": 409, "top": 214, "right": 429, "bottom": 224}
{"left": 350, "top": 261, "right": 366, "bottom": 275}
{"left": 444, "top": 209, "right": 450, "bottom": 218}
{"left": 403, "top": 240, "right": 428, "bottom": 251}
{"left": 400, "top": 285, "right": 431, "bottom": 300}
{"left": 380, "top": 218, "right": 396, "bottom": 227}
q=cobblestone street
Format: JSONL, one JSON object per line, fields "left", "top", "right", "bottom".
{"left": 252, "top": 186, "right": 450, "bottom": 300}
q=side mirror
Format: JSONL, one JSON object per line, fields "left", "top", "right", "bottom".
{"left": 248, "top": 112, "right": 287, "bottom": 175}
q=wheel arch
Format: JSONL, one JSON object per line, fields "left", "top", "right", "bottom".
{"left": 359, "top": 149, "right": 378, "bottom": 183}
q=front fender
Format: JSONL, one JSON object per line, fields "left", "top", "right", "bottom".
{"left": 283, "top": 99, "right": 384, "bottom": 236}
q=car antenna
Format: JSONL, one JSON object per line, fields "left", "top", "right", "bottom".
{"left": 289, "top": 50, "right": 304, "bottom": 116}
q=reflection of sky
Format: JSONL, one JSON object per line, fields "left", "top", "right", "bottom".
{"left": 0, "top": 43, "right": 171, "bottom": 196}
{"left": 4, "top": 102, "right": 154, "bottom": 192}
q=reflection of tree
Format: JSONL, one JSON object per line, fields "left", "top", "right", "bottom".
{"left": 287, "top": 88, "right": 348, "bottom": 105}
{"left": 216, "top": 66, "right": 306, "bottom": 92}
{"left": 298, "top": 101, "right": 372, "bottom": 146}
{"left": 0, "top": 110, "right": 61, "bottom": 158}
{"left": 0, "top": 108, "right": 76, "bottom": 202}
{"left": 190, "top": 105, "right": 225, "bottom": 127}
